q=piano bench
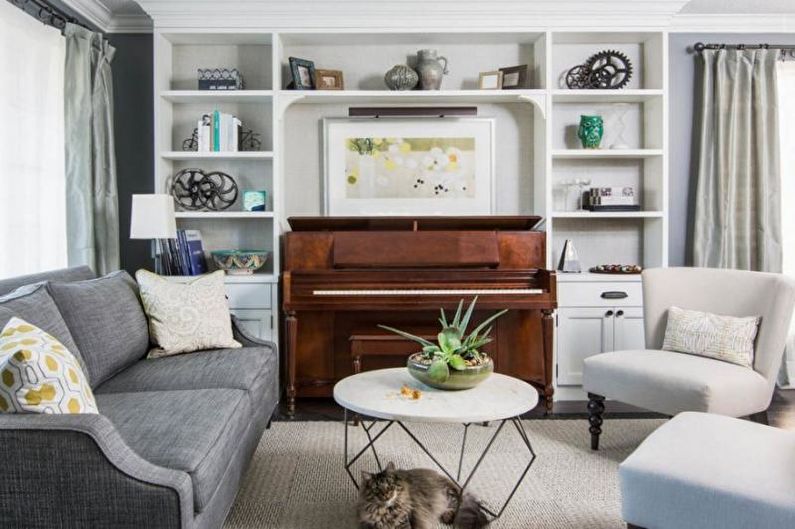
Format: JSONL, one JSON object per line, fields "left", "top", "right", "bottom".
{"left": 349, "top": 327, "right": 438, "bottom": 374}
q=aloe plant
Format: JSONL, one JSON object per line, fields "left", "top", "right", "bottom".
{"left": 378, "top": 297, "right": 507, "bottom": 383}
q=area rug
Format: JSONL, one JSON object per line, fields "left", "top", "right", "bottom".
{"left": 224, "top": 419, "right": 665, "bottom": 529}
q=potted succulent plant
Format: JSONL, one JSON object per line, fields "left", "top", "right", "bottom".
{"left": 378, "top": 297, "right": 507, "bottom": 390}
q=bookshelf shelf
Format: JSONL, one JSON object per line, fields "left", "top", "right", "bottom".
{"left": 279, "top": 89, "right": 546, "bottom": 109}
{"left": 174, "top": 212, "right": 274, "bottom": 219}
{"left": 161, "top": 151, "right": 274, "bottom": 160}
{"left": 160, "top": 90, "right": 274, "bottom": 103}
{"left": 551, "top": 89, "right": 663, "bottom": 103}
{"left": 552, "top": 211, "right": 664, "bottom": 219}
{"left": 551, "top": 149, "right": 663, "bottom": 159}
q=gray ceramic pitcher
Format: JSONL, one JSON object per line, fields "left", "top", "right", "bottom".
{"left": 416, "top": 49, "right": 449, "bottom": 90}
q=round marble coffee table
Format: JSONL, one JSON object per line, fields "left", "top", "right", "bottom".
{"left": 333, "top": 367, "right": 539, "bottom": 521}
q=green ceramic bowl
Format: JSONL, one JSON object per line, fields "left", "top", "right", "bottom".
{"left": 211, "top": 250, "right": 270, "bottom": 275}
{"left": 406, "top": 353, "right": 493, "bottom": 390}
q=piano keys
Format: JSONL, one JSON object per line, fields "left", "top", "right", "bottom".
{"left": 281, "top": 216, "right": 558, "bottom": 415}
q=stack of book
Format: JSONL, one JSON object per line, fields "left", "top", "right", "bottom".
{"left": 156, "top": 230, "right": 208, "bottom": 276}
{"left": 197, "top": 111, "right": 242, "bottom": 152}
{"left": 585, "top": 186, "right": 640, "bottom": 212}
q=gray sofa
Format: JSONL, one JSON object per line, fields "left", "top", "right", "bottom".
{"left": 0, "top": 266, "right": 279, "bottom": 529}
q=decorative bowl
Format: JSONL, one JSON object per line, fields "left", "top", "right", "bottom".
{"left": 210, "top": 250, "right": 270, "bottom": 275}
{"left": 406, "top": 353, "right": 493, "bottom": 390}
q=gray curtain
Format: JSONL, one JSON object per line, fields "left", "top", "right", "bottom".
{"left": 693, "top": 48, "right": 792, "bottom": 384}
{"left": 693, "top": 48, "right": 781, "bottom": 272}
{"left": 64, "top": 23, "right": 119, "bottom": 275}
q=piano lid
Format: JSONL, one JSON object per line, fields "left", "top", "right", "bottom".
{"left": 287, "top": 216, "right": 543, "bottom": 232}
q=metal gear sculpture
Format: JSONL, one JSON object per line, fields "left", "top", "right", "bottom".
{"left": 564, "top": 49, "right": 633, "bottom": 90}
{"left": 170, "top": 168, "right": 239, "bottom": 211}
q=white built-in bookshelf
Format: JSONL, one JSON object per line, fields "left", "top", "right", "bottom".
{"left": 152, "top": 28, "right": 668, "bottom": 396}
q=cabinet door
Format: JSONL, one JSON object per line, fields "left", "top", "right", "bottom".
{"left": 556, "top": 307, "right": 614, "bottom": 386}
{"left": 230, "top": 308, "right": 273, "bottom": 342}
{"left": 613, "top": 307, "right": 645, "bottom": 351}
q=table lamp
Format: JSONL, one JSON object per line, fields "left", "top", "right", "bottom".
{"left": 130, "top": 194, "right": 177, "bottom": 274}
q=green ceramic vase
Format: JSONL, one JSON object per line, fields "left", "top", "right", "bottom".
{"left": 406, "top": 353, "right": 493, "bottom": 390}
{"left": 578, "top": 115, "right": 604, "bottom": 149}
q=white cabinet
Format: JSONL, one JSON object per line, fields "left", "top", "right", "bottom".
{"left": 231, "top": 308, "right": 274, "bottom": 342}
{"left": 556, "top": 280, "right": 646, "bottom": 390}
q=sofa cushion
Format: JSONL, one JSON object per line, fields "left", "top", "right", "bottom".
{"left": 0, "top": 283, "right": 86, "bottom": 371}
{"left": 96, "top": 388, "right": 252, "bottom": 513}
{"left": 620, "top": 412, "right": 795, "bottom": 529}
{"left": 583, "top": 349, "right": 771, "bottom": 417}
{"left": 0, "top": 266, "right": 95, "bottom": 297}
{"left": 96, "top": 346, "right": 276, "bottom": 416}
{"left": 48, "top": 271, "right": 149, "bottom": 388}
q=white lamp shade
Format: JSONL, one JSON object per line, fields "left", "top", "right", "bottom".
{"left": 130, "top": 194, "right": 177, "bottom": 239}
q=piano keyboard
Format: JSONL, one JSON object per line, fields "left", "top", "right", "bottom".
{"left": 313, "top": 288, "right": 543, "bottom": 296}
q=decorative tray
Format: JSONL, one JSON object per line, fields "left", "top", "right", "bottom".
{"left": 589, "top": 264, "right": 643, "bottom": 275}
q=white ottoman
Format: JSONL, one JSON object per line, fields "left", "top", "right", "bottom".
{"left": 619, "top": 412, "right": 795, "bottom": 529}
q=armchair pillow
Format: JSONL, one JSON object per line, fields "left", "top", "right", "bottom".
{"left": 0, "top": 317, "right": 97, "bottom": 414}
{"left": 662, "top": 306, "right": 760, "bottom": 368}
{"left": 135, "top": 270, "right": 240, "bottom": 358}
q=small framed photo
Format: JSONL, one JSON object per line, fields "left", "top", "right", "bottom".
{"left": 314, "top": 69, "right": 344, "bottom": 90}
{"left": 478, "top": 70, "right": 503, "bottom": 90}
{"left": 499, "top": 65, "right": 529, "bottom": 89}
{"left": 289, "top": 57, "right": 316, "bottom": 89}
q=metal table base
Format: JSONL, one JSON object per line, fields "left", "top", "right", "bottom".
{"left": 342, "top": 408, "right": 537, "bottom": 521}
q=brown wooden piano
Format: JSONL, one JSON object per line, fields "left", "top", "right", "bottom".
{"left": 282, "top": 216, "right": 557, "bottom": 414}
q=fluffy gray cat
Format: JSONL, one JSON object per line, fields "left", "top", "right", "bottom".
{"left": 356, "top": 462, "right": 489, "bottom": 529}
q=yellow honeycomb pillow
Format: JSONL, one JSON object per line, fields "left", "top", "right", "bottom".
{"left": 0, "top": 317, "right": 98, "bottom": 414}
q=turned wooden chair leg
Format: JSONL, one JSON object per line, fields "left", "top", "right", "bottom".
{"left": 749, "top": 410, "right": 769, "bottom": 425}
{"left": 587, "top": 393, "right": 605, "bottom": 451}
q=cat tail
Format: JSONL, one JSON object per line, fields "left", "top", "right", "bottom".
{"left": 453, "top": 492, "right": 490, "bottom": 529}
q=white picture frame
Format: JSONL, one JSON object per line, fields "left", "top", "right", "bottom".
{"left": 323, "top": 117, "right": 495, "bottom": 216}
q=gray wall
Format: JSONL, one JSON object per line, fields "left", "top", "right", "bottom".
{"left": 668, "top": 33, "right": 795, "bottom": 266}
{"left": 108, "top": 34, "right": 155, "bottom": 275}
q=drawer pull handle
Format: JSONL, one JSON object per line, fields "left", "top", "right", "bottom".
{"left": 605, "top": 310, "right": 614, "bottom": 317}
{"left": 601, "top": 291, "right": 628, "bottom": 299}
{"left": 616, "top": 310, "right": 624, "bottom": 317}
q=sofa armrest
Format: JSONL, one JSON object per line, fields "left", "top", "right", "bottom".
{"left": 231, "top": 313, "right": 278, "bottom": 350}
{"left": 0, "top": 413, "right": 193, "bottom": 529}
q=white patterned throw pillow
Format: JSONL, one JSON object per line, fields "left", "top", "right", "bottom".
{"left": 0, "top": 317, "right": 98, "bottom": 414}
{"left": 662, "top": 306, "right": 760, "bottom": 368}
{"left": 136, "top": 270, "right": 241, "bottom": 358}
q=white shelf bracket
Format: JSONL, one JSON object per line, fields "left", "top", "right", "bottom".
{"left": 276, "top": 93, "right": 306, "bottom": 118}
{"left": 517, "top": 94, "right": 546, "bottom": 119}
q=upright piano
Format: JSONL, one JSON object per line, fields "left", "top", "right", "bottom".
{"left": 282, "top": 216, "right": 557, "bottom": 414}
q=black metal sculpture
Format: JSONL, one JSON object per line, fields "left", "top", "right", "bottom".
{"left": 170, "top": 168, "right": 239, "bottom": 211}
{"left": 565, "top": 49, "right": 633, "bottom": 90}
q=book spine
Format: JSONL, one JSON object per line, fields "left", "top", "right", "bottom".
{"left": 233, "top": 117, "right": 241, "bottom": 152}
{"left": 213, "top": 110, "right": 220, "bottom": 152}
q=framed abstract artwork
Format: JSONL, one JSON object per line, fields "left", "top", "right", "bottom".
{"left": 323, "top": 118, "right": 495, "bottom": 216}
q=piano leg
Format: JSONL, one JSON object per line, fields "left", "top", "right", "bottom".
{"left": 286, "top": 311, "right": 298, "bottom": 417}
{"left": 542, "top": 309, "right": 555, "bottom": 415}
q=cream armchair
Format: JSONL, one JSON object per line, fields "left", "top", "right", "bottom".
{"left": 583, "top": 267, "right": 795, "bottom": 450}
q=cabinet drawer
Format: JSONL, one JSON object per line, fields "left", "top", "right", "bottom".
{"left": 225, "top": 283, "right": 272, "bottom": 309}
{"left": 558, "top": 281, "right": 642, "bottom": 307}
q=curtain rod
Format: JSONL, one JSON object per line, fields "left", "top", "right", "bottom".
{"left": 694, "top": 42, "right": 795, "bottom": 52}
{"left": 7, "top": 0, "right": 91, "bottom": 31}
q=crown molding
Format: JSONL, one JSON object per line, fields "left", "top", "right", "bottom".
{"left": 106, "top": 13, "right": 153, "bottom": 33}
{"left": 136, "top": 0, "right": 689, "bottom": 30}
{"left": 61, "top": 0, "right": 152, "bottom": 33}
{"left": 670, "top": 14, "right": 795, "bottom": 33}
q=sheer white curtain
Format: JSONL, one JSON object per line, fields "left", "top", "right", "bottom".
{"left": 777, "top": 59, "right": 795, "bottom": 386}
{"left": 0, "top": 2, "right": 67, "bottom": 279}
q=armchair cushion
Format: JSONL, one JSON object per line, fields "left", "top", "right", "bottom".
{"left": 97, "top": 388, "right": 252, "bottom": 514}
{"left": 47, "top": 271, "right": 150, "bottom": 387}
{"left": 620, "top": 412, "right": 795, "bottom": 529}
{"left": 583, "top": 349, "right": 771, "bottom": 417}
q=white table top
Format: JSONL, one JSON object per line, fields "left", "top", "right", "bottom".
{"left": 333, "top": 368, "right": 539, "bottom": 423}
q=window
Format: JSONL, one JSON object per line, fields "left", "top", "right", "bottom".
{"left": 0, "top": 1, "right": 67, "bottom": 279}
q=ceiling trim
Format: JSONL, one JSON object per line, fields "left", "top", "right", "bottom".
{"left": 60, "top": 1, "right": 795, "bottom": 34}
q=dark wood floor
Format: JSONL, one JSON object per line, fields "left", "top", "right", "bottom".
{"left": 277, "top": 389, "right": 795, "bottom": 430}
